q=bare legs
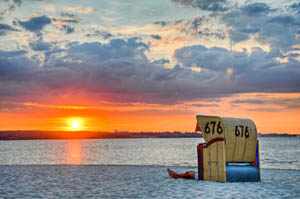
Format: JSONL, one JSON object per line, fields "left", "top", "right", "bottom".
{"left": 167, "top": 168, "right": 196, "bottom": 179}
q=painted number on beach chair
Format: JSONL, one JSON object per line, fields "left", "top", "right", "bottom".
{"left": 235, "top": 125, "right": 250, "bottom": 138}
{"left": 204, "top": 121, "right": 223, "bottom": 135}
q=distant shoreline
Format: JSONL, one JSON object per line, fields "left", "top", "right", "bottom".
{"left": 0, "top": 131, "right": 299, "bottom": 140}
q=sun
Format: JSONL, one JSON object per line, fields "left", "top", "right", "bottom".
{"left": 67, "top": 118, "right": 84, "bottom": 131}
{"left": 72, "top": 121, "right": 79, "bottom": 129}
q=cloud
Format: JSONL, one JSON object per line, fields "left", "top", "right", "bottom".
{"left": 154, "top": 21, "right": 168, "bottom": 26}
{"left": 241, "top": 3, "right": 272, "bottom": 17}
{"left": 0, "top": 49, "right": 34, "bottom": 83}
{"left": 154, "top": 16, "right": 225, "bottom": 41}
{"left": 0, "top": 23, "right": 18, "bottom": 35}
{"left": 52, "top": 17, "right": 80, "bottom": 25}
{"left": 174, "top": 45, "right": 300, "bottom": 92}
{"left": 12, "top": 0, "right": 22, "bottom": 7}
{"left": 66, "top": 7, "right": 96, "bottom": 14}
{"left": 18, "top": 15, "right": 51, "bottom": 33}
{"left": 171, "top": 0, "right": 229, "bottom": 12}
{"left": 151, "top": 35, "right": 162, "bottom": 40}
{"left": 150, "top": 35, "right": 186, "bottom": 47}
{"left": 0, "top": 49, "right": 27, "bottom": 57}
{"left": 61, "top": 25, "right": 75, "bottom": 34}
{"left": 60, "top": 12, "right": 76, "bottom": 18}
{"left": 65, "top": 38, "right": 149, "bottom": 64}
{"left": 247, "top": 108, "right": 279, "bottom": 112}
{"left": 221, "top": 2, "right": 300, "bottom": 51}
{"left": 1, "top": 33, "right": 300, "bottom": 110}
{"left": 0, "top": 23, "right": 18, "bottom": 31}
{"left": 231, "top": 99, "right": 265, "bottom": 104}
{"left": 290, "top": 2, "right": 300, "bottom": 14}
{"left": 231, "top": 97, "right": 300, "bottom": 110}
{"left": 153, "top": 58, "right": 170, "bottom": 65}
{"left": 191, "top": 103, "right": 219, "bottom": 107}
{"left": 86, "top": 30, "right": 112, "bottom": 39}
{"left": 29, "top": 39, "right": 51, "bottom": 51}
{"left": 0, "top": 38, "right": 230, "bottom": 106}
{"left": 0, "top": 0, "right": 23, "bottom": 19}
{"left": 268, "top": 15, "right": 299, "bottom": 26}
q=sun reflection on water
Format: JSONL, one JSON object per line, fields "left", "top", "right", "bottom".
{"left": 66, "top": 140, "right": 83, "bottom": 164}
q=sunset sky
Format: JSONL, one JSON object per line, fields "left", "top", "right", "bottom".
{"left": 0, "top": 0, "right": 299, "bottom": 133}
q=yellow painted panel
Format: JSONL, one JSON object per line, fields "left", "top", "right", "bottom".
{"left": 210, "top": 143, "right": 217, "bottom": 181}
{"left": 244, "top": 139, "right": 257, "bottom": 162}
{"left": 233, "top": 121, "right": 247, "bottom": 161}
{"left": 217, "top": 141, "right": 226, "bottom": 182}
{"left": 196, "top": 115, "right": 225, "bottom": 143}
{"left": 223, "top": 121, "right": 237, "bottom": 162}
{"left": 222, "top": 117, "right": 257, "bottom": 162}
{"left": 203, "top": 147, "right": 209, "bottom": 181}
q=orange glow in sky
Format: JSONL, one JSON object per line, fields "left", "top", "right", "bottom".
{"left": 0, "top": 92, "right": 299, "bottom": 134}
{"left": 67, "top": 118, "right": 84, "bottom": 131}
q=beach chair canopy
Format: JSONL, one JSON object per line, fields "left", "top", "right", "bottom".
{"left": 196, "top": 115, "right": 258, "bottom": 163}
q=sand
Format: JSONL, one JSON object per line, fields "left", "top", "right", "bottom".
{"left": 0, "top": 165, "right": 299, "bottom": 198}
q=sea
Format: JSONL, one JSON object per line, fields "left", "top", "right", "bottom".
{"left": 0, "top": 138, "right": 299, "bottom": 198}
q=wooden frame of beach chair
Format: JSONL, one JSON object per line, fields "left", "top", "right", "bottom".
{"left": 196, "top": 115, "right": 261, "bottom": 182}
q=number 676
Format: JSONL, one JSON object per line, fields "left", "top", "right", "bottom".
{"left": 235, "top": 125, "right": 250, "bottom": 138}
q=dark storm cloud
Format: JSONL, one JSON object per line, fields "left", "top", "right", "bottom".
{"left": 222, "top": 2, "right": 300, "bottom": 49}
{"left": 290, "top": 53, "right": 300, "bottom": 57}
{"left": 174, "top": 45, "right": 300, "bottom": 93}
{"left": 0, "top": 49, "right": 27, "bottom": 57}
{"left": 0, "top": 38, "right": 236, "bottom": 105}
{"left": 0, "top": 23, "right": 18, "bottom": 36}
{"left": 153, "top": 58, "right": 170, "bottom": 65}
{"left": 61, "top": 25, "right": 74, "bottom": 34}
{"left": 65, "top": 38, "right": 149, "bottom": 64}
{"left": 1, "top": 32, "right": 300, "bottom": 108}
{"left": 191, "top": 16, "right": 204, "bottom": 29}
{"left": 0, "top": 49, "right": 34, "bottom": 82}
{"left": 171, "top": 0, "right": 229, "bottom": 12}
{"left": 29, "top": 39, "right": 51, "bottom": 51}
{"left": 18, "top": 15, "right": 51, "bottom": 33}
{"left": 268, "top": 15, "right": 299, "bottom": 26}
{"left": 0, "top": 23, "right": 18, "bottom": 31}
{"left": 150, "top": 35, "right": 162, "bottom": 40}
{"left": 232, "top": 97, "right": 300, "bottom": 110}
{"left": 197, "top": 28, "right": 225, "bottom": 40}
{"left": 241, "top": 3, "right": 272, "bottom": 17}
{"left": 290, "top": 2, "right": 300, "bottom": 14}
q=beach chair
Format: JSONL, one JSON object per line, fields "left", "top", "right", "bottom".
{"left": 196, "top": 115, "right": 261, "bottom": 182}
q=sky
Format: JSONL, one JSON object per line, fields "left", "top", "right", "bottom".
{"left": 0, "top": 0, "right": 299, "bottom": 133}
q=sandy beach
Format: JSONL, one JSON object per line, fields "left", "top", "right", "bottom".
{"left": 0, "top": 165, "right": 299, "bottom": 199}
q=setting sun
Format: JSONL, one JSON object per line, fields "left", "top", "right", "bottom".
{"left": 72, "top": 121, "right": 79, "bottom": 129}
{"left": 67, "top": 118, "right": 84, "bottom": 131}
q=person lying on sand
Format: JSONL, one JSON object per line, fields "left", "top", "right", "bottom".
{"left": 167, "top": 168, "right": 198, "bottom": 180}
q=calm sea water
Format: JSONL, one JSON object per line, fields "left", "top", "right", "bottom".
{"left": 0, "top": 138, "right": 299, "bottom": 170}
{"left": 0, "top": 138, "right": 299, "bottom": 198}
